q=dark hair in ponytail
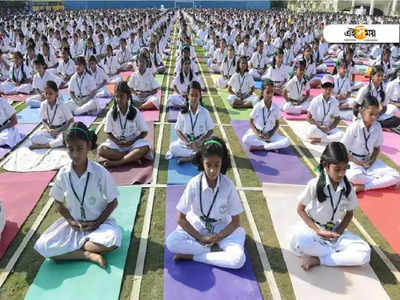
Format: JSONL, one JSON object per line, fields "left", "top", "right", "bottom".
{"left": 316, "top": 142, "right": 351, "bottom": 203}
{"left": 112, "top": 81, "right": 137, "bottom": 121}
{"left": 272, "top": 48, "right": 284, "bottom": 69}
{"left": 65, "top": 121, "right": 97, "bottom": 150}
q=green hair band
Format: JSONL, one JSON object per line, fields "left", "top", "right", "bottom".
{"left": 204, "top": 140, "right": 223, "bottom": 148}
{"left": 68, "top": 127, "right": 95, "bottom": 141}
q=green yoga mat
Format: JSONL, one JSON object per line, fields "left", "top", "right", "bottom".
{"left": 219, "top": 90, "right": 252, "bottom": 121}
{"left": 25, "top": 186, "right": 142, "bottom": 300}
{"left": 155, "top": 74, "right": 164, "bottom": 86}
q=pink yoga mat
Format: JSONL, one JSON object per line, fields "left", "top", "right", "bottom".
{"left": 3, "top": 94, "right": 30, "bottom": 102}
{"left": 0, "top": 171, "right": 56, "bottom": 258}
{"left": 381, "top": 131, "right": 400, "bottom": 166}
{"left": 273, "top": 96, "right": 308, "bottom": 121}
{"left": 98, "top": 122, "right": 154, "bottom": 186}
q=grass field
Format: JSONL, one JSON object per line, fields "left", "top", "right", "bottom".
{"left": 0, "top": 24, "right": 399, "bottom": 300}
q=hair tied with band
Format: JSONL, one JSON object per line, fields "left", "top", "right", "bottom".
{"left": 204, "top": 139, "right": 223, "bottom": 148}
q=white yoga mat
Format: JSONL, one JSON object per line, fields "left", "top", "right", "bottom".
{"left": 262, "top": 183, "right": 390, "bottom": 300}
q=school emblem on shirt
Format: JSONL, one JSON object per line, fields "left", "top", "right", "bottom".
{"left": 88, "top": 196, "right": 97, "bottom": 205}
{"left": 219, "top": 204, "right": 228, "bottom": 214}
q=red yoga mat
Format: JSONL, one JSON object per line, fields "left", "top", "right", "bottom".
{"left": 0, "top": 171, "right": 56, "bottom": 258}
{"left": 3, "top": 94, "right": 30, "bottom": 102}
{"left": 358, "top": 187, "right": 400, "bottom": 255}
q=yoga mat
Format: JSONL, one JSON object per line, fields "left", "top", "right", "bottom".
{"left": 219, "top": 91, "right": 252, "bottom": 121}
{"left": 167, "top": 125, "right": 199, "bottom": 185}
{"left": 354, "top": 74, "right": 370, "bottom": 82}
{"left": 16, "top": 107, "right": 40, "bottom": 124}
{"left": 98, "top": 122, "right": 154, "bottom": 186}
{"left": 358, "top": 187, "right": 400, "bottom": 255}
{"left": 310, "top": 89, "right": 323, "bottom": 98}
{"left": 164, "top": 185, "right": 263, "bottom": 300}
{"left": 381, "top": 131, "right": 400, "bottom": 166}
{"left": 255, "top": 80, "right": 262, "bottom": 90}
{"left": 273, "top": 96, "right": 308, "bottom": 121}
{"left": 0, "top": 123, "right": 38, "bottom": 159}
{"left": 155, "top": 74, "right": 164, "bottom": 86}
{"left": 231, "top": 120, "right": 312, "bottom": 184}
{"left": 4, "top": 94, "right": 30, "bottom": 102}
{"left": 25, "top": 186, "right": 142, "bottom": 300}
{"left": 142, "top": 110, "right": 160, "bottom": 122}
{"left": 168, "top": 108, "right": 179, "bottom": 122}
{"left": 121, "top": 71, "right": 133, "bottom": 81}
{"left": 0, "top": 171, "right": 56, "bottom": 258}
{"left": 74, "top": 97, "right": 112, "bottom": 128}
{"left": 210, "top": 74, "right": 220, "bottom": 86}
{"left": 262, "top": 183, "right": 390, "bottom": 300}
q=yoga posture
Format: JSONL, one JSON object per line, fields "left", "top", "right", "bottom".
{"left": 290, "top": 142, "right": 371, "bottom": 270}
{"left": 34, "top": 122, "right": 121, "bottom": 268}
{"left": 166, "top": 136, "right": 246, "bottom": 269}
{"left": 0, "top": 96, "right": 21, "bottom": 148}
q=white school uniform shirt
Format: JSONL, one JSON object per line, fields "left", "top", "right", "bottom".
{"left": 308, "top": 95, "right": 340, "bottom": 127}
{"left": 40, "top": 97, "right": 73, "bottom": 127}
{"left": 304, "top": 57, "right": 316, "bottom": 78}
{"left": 89, "top": 65, "right": 108, "bottom": 87}
{"left": 176, "top": 173, "right": 243, "bottom": 231}
{"left": 238, "top": 43, "right": 254, "bottom": 58}
{"left": 228, "top": 72, "right": 255, "bottom": 94}
{"left": 272, "top": 37, "right": 282, "bottom": 49}
{"left": 116, "top": 48, "right": 131, "bottom": 64}
{"left": 83, "top": 47, "right": 96, "bottom": 60}
{"left": 128, "top": 69, "right": 160, "bottom": 92}
{"left": 101, "top": 55, "right": 120, "bottom": 75}
{"left": 50, "top": 160, "right": 118, "bottom": 221}
{"left": 284, "top": 76, "right": 310, "bottom": 100}
{"left": 391, "top": 45, "right": 400, "bottom": 59}
{"left": 263, "top": 42, "right": 275, "bottom": 57}
{"left": 0, "top": 98, "right": 15, "bottom": 125}
{"left": 172, "top": 71, "right": 202, "bottom": 95}
{"left": 43, "top": 50, "right": 58, "bottom": 68}
{"left": 355, "top": 83, "right": 389, "bottom": 107}
{"left": 249, "top": 51, "right": 267, "bottom": 69}
{"left": 283, "top": 48, "right": 295, "bottom": 66}
{"left": 9, "top": 63, "right": 31, "bottom": 83}
{"left": 299, "top": 177, "right": 358, "bottom": 225}
{"left": 250, "top": 101, "right": 281, "bottom": 133}
{"left": 213, "top": 48, "right": 227, "bottom": 64}
{"left": 68, "top": 71, "right": 96, "bottom": 97}
{"left": 374, "top": 58, "right": 395, "bottom": 78}
{"left": 333, "top": 74, "right": 352, "bottom": 96}
{"left": 175, "top": 106, "right": 214, "bottom": 139}
{"left": 96, "top": 43, "right": 107, "bottom": 57}
{"left": 385, "top": 77, "right": 400, "bottom": 103}
{"left": 32, "top": 70, "right": 62, "bottom": 91}
{"left": 104, "top": 105, "right": 147, "bottom": 141}
{"left": 57, "top": 59, "right": 76, "bottom": 77}
{"left": 341, "top": 118, "right": 383, "bottom": 157}
{"left": 221, "top": 56, "right": 236, "bottom": 77}
{"left": 265, "top": 64, "right": 290, "bottom": 83}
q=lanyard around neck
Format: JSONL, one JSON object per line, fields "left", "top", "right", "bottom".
{"left": 69, "top": 172, "right": 90, "bottom": 220}
{"left": 327, "top": 185, "right": 343, "bottom": 222}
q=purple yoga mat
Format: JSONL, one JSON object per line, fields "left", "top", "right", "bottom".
{"left": 97, "top": 122, "right": 154, "bottom": 186}
{"left": 231, "top": 120, "right": 312, "bottom": 184}
{"left": 164, "top": 185, "right": 263, "bottom": 300}
{"left": 0, "top": 123, "right": 38, "bottom": 159}
{"left": 168, "top": 108, "right": 179, "bottom": 123}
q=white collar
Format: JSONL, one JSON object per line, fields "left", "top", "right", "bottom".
{"left": 201, "top": 173, "right": 221, "bottom": 192}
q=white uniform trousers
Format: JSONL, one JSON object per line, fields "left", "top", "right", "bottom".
{"left": 26, "top": 94, "right": 43, "bottom": 108}
{"left": 132, "top": 94, "right": 160, "bottom": 109}
{"left": 168, "top": 139, "right": 195, "bottom": 158}
{"left": 0, "top": 127, "right": 21, "bottom": 147}
{"left": 347, "top": 159, "right": 400, "bottom": 190}
{"left": 166, "top": 226, "right": 246, "bottom": 269}
{"left": 95, "top": 86, "right": 112, "bottom": 98}
{"left": 290, "top": 223, "right": 371, "bottom": 267}
{"left": 66, "top": 98, "right": 98, "bottom": 116}
{"left": 306, "top": 125, "right": 344, "bottom": 143}
{"left": 249, "top": 68, "right": 266, "bottom": 81}
{"left": 210, "top": 63, "right": 221, "bottom": 73}
{"left": 216, "top": 77, "right": 229, "bottom": 89}
{"left": 227, "top": 94, "right": 259, "bottom": 107}
{"left": 387, "top": 103, "right": 400, "bottom": 118}
{"left": 30, "top": 129, "right": 64, "bottom": 148}
{"left": 282, "top": 100, "right": 310, "bottom": 115}
{"left": 0, "top": 82, "right": 32, "bottom": 95}
{"left": 242, "top": 130, "right": 290, "bottom": 150}
{"left": 166, "top": 93, "right": 186, "bottom": 108}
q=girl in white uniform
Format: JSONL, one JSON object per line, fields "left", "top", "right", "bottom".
{"left": 342, "top": 96, "right": 400, "bottom": 192}
{"left": 227, "top": 56, "right": 259, "bottom": 108}
{"left": 264, "top": 48, "right": 290, "bottom": 95}
{"left": 116, "top": 38, "right": 133, "bottom": 72}
{"left": 216, "top": 45, "right": 236, "bottom": 89}
{"left": 167, "top": 81, "right": 214, "bottom": 163}
{"left": 88, "top": 55, "right": 112, "bottom": 98}
{"left": 57, "top": 47, "right": 76, "bottom": 87}
{"left": 306, "top": 75, "right": 344, "bottom": 144}
{"left": 26, "top": 54, "right": 62, "bottom": 108}
{"left": 96, "top": 33, "right": 107, "bottom": 61}
{"left": 29, "top": 81, "right": 73, "bottom": 150}
{"left": 101, "top": 45, "right": 121, "bottom": 83}
{"left": 127, "top": 54, "right": 160, "bottom": 110}
{"left": 166, "top": 136, "right": 246, "bottom": 269}
{"left": 238, "top": 34, "right": 253, "bottom": 60}
{"left": 354, "top": 66, "right": 400, "bottom": 130}
{"left": 34, "top": 122, "right": 121, "bottom": 268}
{"left": 290, "top": 142, "right": 371, "bottom": 271}
{"left": 333, "top": 62, "right": 353, "bottom": 112}
{"left": 210, "top": 39, "right": 227, "bottom": 74}
{"left": 242, "top": 80, "right": 290, "bottom": 151}
{"left": 167, "top": 57, "right": 203, "bottom": 109}
{"left": 373, "top": 47, "right": 395, "bottom": 82}
{"left": 0, "top": 51, "right": 32, "bottom": 95}
{"left": 149, "top": 41, "right": 165, "bottom": 74}
{"left": 249, "top": 40, "right": 268, "bottom": 81}
{"left": 42, "top": 42, "right": 58, "bottom": 72}
{"left": 67, "top": 56, "right": 98, "bottom": 116}
{"left": 0, "top": 97, "right": 21, "bottom": 147}
{"left": 298, "top": 44, "right": 320, "bottom": 88}
{"left": 98, "top": 81, "right": 151, "bottom": 168}
{"left": 385, "top": 68, "right": 400, "bottom": 131}
{"left": 83, "top": 38, "right": 97, "bottom": 62}
{"left": 282, "top": 60, "right": 311, "bottom": 115}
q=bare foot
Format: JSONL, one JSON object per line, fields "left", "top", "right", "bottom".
{"left": 173, "top": 254, "right": 193, "bottom": 262}
{"left": 301, "top": 256, "right": 320, "bottom": 271}
{"left": 29, "top": 144, "right": 39, "bottom": 150}
{"left": 249, "top": 146, "right": 265, "bottom": 152}
{"left": 103, "top": 159, "right": 122, "bottom": 168}
{"left": 353, "top": 184, "right": 365, "bottom": 193}
{"left": 85, "top": 251, "right": 107, "bottom": 268}
{"left": 309, "top": 138, "right": 321, "bottom": 144}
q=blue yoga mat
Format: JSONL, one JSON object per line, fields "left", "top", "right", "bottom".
{"left": 254, "top": 81, "right": 262, "bottom": 90}
{"left": 16, "top": 107, "right": 41, "bottom": 124}
{"left": 167, "top": 125, "right": 199, "bottom": 185}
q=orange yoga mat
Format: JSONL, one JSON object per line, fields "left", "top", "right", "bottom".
{"left": 357, "top": 187, "right": 400, "bottom": 254}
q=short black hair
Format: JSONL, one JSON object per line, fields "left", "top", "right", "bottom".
{"left": 192, "top": 136, "right": 231, "bottom": 174}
